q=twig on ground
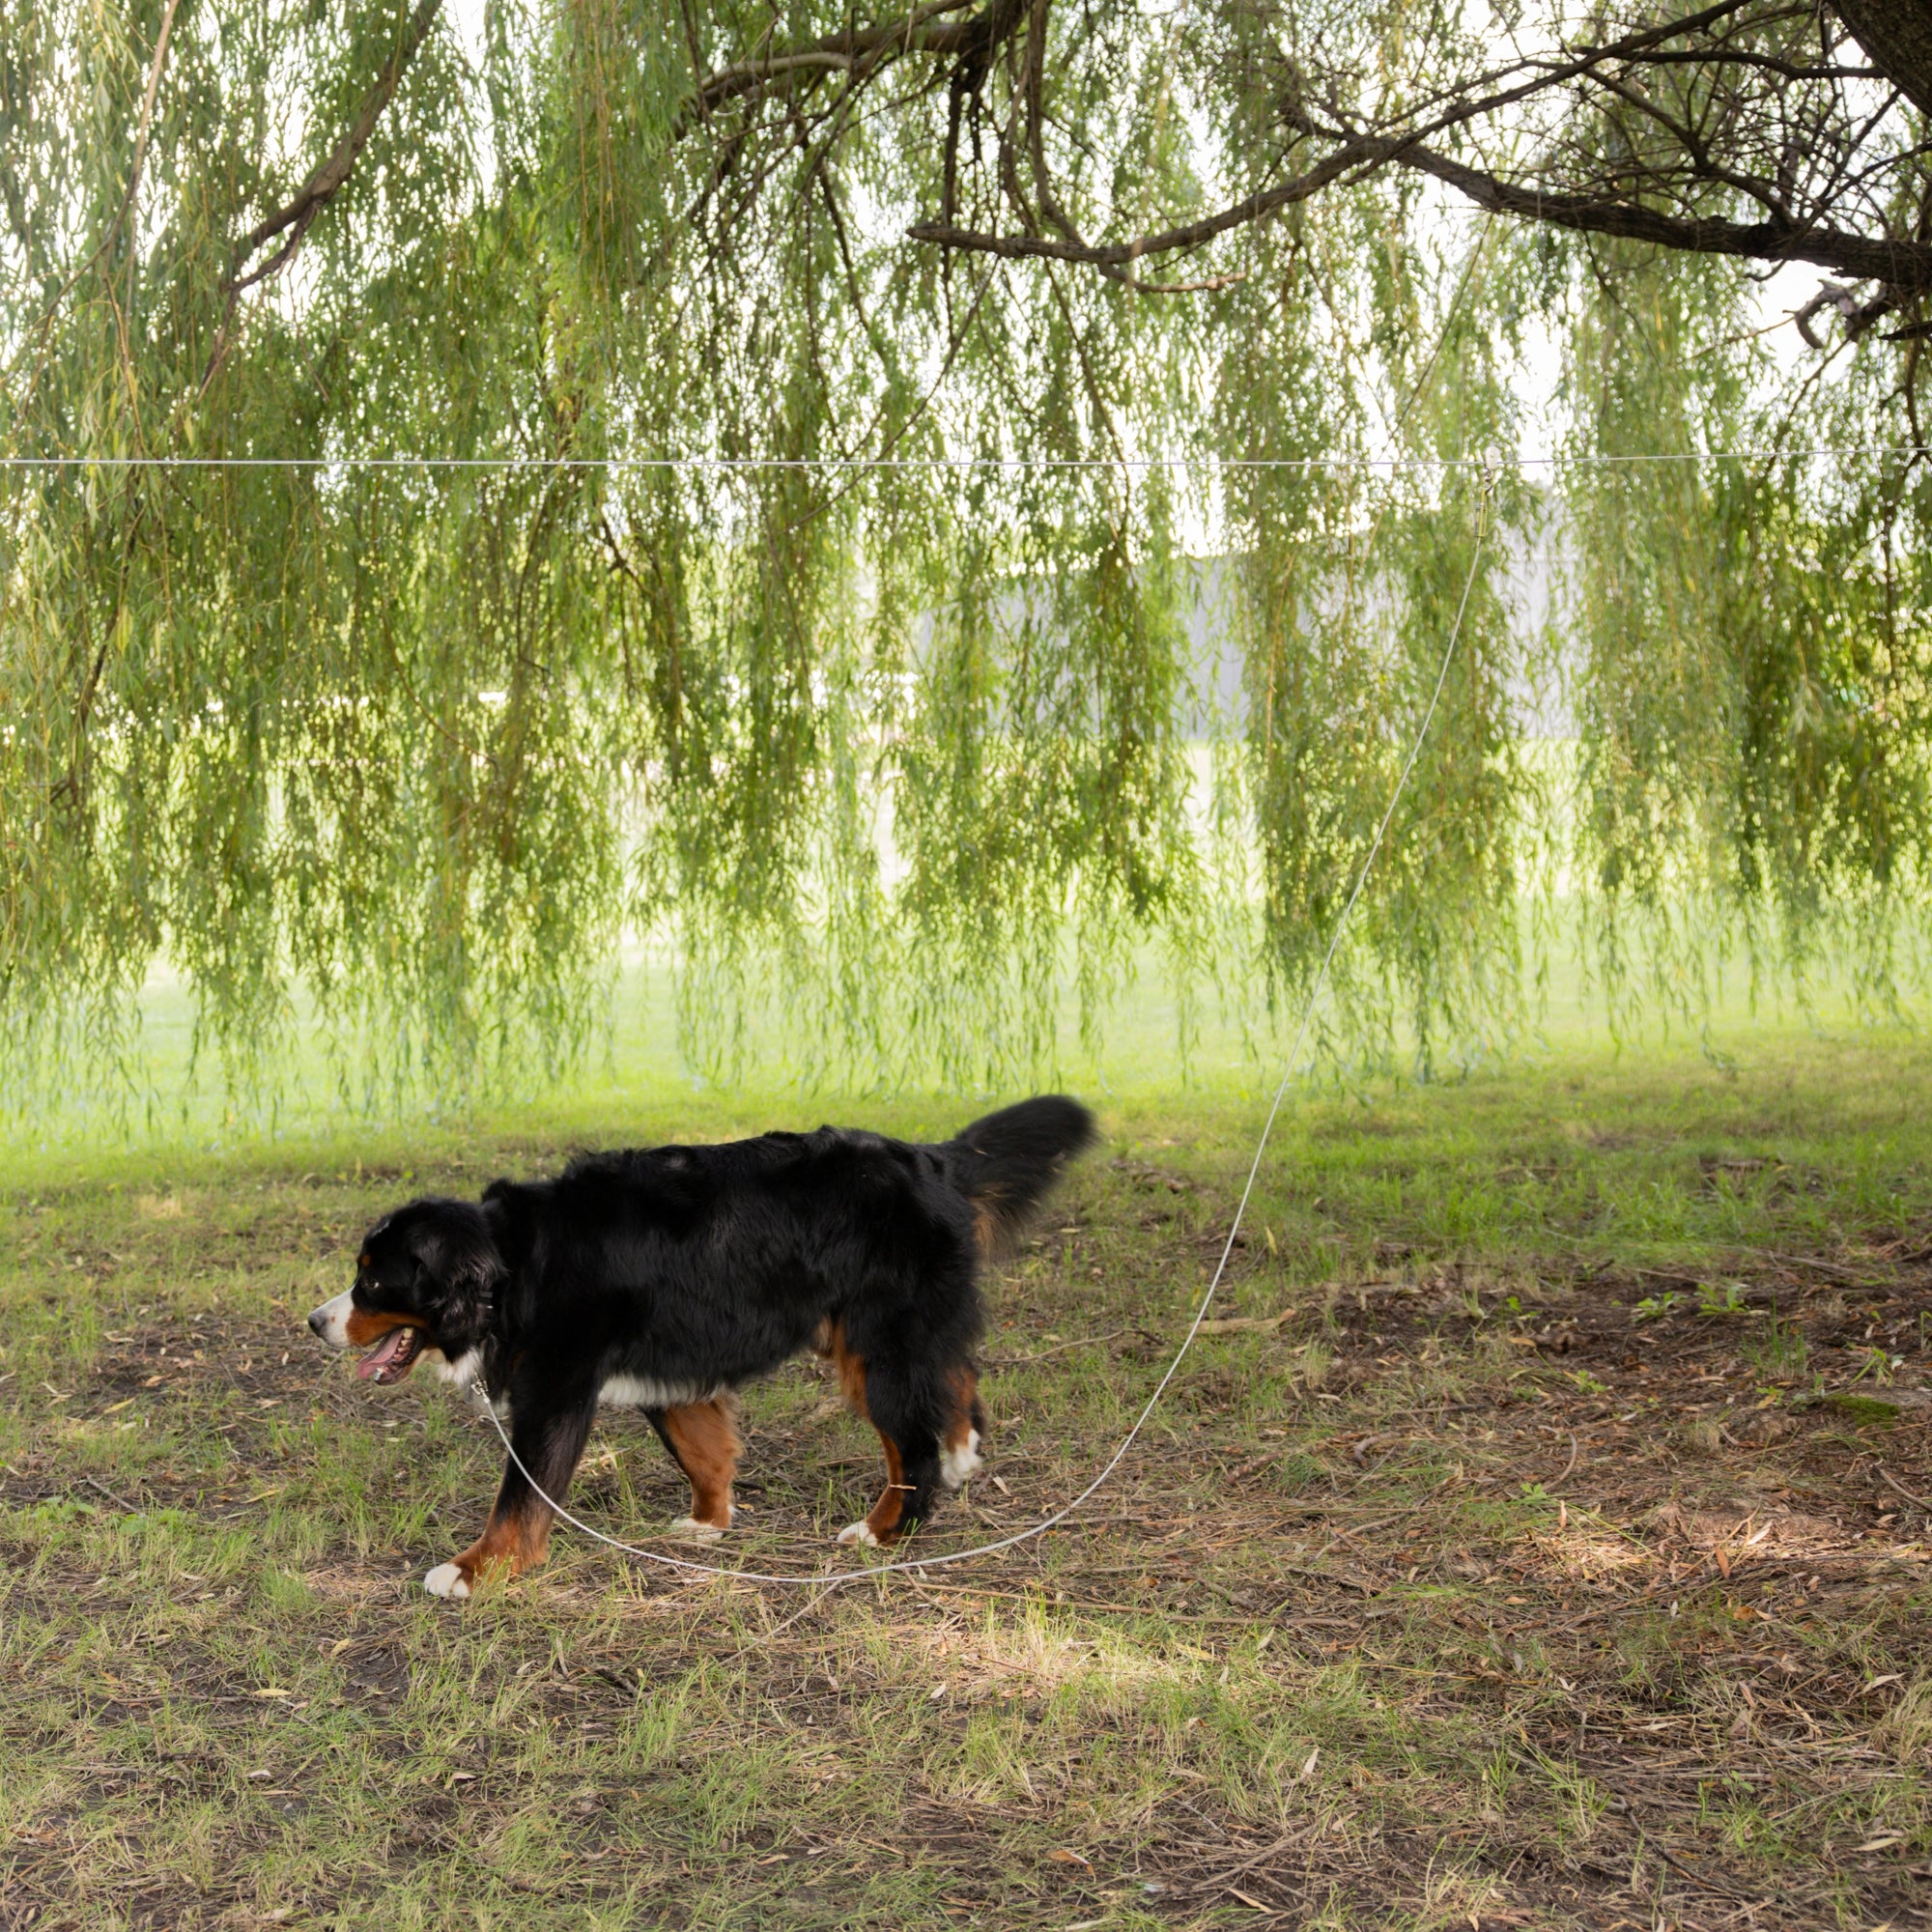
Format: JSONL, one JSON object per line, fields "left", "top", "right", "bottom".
{"left": 1750, "top": 1248, "right": 1891, "bottom": 1285}
{"left": 82, "top": 1475, "right": 142, "bottom": 1515}
{"left": 727, "top": 1585, "right": 841, "bottom": 1655}
{"left": 982, "top": 1328, "right": 1132, "bottom": 1366}
{"left": 1877, "top": 1464, "right": 1932, "bottom": 1510}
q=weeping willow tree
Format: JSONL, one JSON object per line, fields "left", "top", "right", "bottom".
{"left": 4, "top": 0, "right": 1931, "bottom": 1112}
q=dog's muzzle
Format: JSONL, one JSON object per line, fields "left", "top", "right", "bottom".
{"left": 307, "top": 1289, "right": 355, "bottom": 1350}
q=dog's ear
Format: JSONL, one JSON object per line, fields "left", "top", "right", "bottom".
{"left": 410, "top": 1202, "right": 505, "bottom": 1352}
{"left": 443, "top": 1229, "right": 505, "bottom": 1303}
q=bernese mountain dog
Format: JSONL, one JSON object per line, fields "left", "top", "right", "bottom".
{"left": 306, "top": 1096, "right": 1094, "bottom": 1599}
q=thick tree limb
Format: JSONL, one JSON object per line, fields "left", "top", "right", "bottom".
{"left": 916, "top": 128, "right": 1932, "bottom": 297}
{"left": 693, "top": 0, "right": 990, "bottom": 117}
{"left": 905, "top": 2, "right": 1820, "bottom": 282}
{"left": 689, "top": 0, "right": 1932, "bottom": 319}
{"left": 1395, "top": 140, "right": 1932, "bottom": 292}
{"left": 1832, "top": 0, "right": 1932, "bottom": 118}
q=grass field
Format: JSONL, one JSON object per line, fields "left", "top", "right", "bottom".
{"left": 3, "top": 1023, "right": 1931, "bottom": 1929}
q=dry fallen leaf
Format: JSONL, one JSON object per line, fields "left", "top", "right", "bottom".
{"left": 1198, "top": 1309, "right": 1295, "bottom": 1335}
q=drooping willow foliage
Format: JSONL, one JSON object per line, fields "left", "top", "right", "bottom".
{"left": 3, "top": 0, "right": 1931, "bottom": 1115}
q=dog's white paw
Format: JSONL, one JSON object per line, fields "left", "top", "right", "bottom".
{"left": 669, "top": 1515, "right": 727, "bottom": 1543}
{"left": 837, "top": 1520, "right": 879, "bottom": 1548}
{"left": 940, "top": 1427, "right": 982, "bottom": 1492}
{"left": 424, "top": 1562, "right": 470, "bottom": 1600}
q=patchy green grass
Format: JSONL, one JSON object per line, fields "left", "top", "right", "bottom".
{"left": 4, "top": 1026, "right": 1932, "bottom": 1927}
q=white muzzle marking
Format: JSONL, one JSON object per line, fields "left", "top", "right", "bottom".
{"left": 308, "top": 1289, "right": 356, "bottom": 1350}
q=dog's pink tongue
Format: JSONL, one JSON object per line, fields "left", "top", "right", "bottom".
{"left": 355, "top": 1329, "right": 411, "bottom": 1380}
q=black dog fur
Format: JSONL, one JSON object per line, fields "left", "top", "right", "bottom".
{"left": 306, "top": 1096, "right": 1095, "bottom": 1598}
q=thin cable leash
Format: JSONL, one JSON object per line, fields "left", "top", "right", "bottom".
{"left": 469, "top": 473, "right": 1499, "bottom": 1590}
{"left": 1, "top": 445, "right": 1927, "bottom": 471}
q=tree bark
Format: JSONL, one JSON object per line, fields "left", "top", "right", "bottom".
{"left": 1832, "top": 0, "right": 1932, "bottom": 116}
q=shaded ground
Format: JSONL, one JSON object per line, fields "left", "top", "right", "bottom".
{"left": 2, "top": 1041, "right": 1930, "bottom": 1928}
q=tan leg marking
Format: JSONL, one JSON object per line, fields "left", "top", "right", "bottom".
{"left": 945, "top": 1366, "right": 979, "bottom": 1450}
{"left": 661, "top": 1395, "right": 742, "bottom": 1533}
{"left": 863, "top": 1432, "right": 911, "bottom": 1544}
{"left": 439, "top": 1502, "right": 553, "bottom": 1597}
{"left": 829, "top": 1321, "right": 869, "bottom": 1417}
{"left": 940, "top": 1366, "right": 983, "bottom": 1490}
{"left": 827, "top": 1325, "right": 911, "bottom": 1546}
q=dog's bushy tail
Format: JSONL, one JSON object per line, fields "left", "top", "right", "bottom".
{"left": 944, "top": 1095, "right": 1096, "bottom": 1256}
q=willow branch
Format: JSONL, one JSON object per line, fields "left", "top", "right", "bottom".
{"left": 202, "top": 0, "right": 443, "bottom": 390}
{"left": 1323, "top": 0, "right": 1768, "bottom": 152}
{"left": 5, "top": 0, "right": 180, "bottom": 394}
{"left": 225, "top": 0, "right": 444, "bottom": 291}
{"left": 123, "top": 0, "right": 182, "bottom": 267}
{"left": 908, "top": 131, "right": 1410, "bottom": 265}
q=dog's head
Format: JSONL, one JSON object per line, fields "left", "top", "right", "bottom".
{"left": 306, "top": 1197, "right": 503, "bottom": 1385}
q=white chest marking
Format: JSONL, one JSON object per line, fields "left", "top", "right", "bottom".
{"left": 599, "top": 1374, "right": 712, "bottom": 1410}
{"left": 424, "top": 1349, "right": 503, "bottom": 1413}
